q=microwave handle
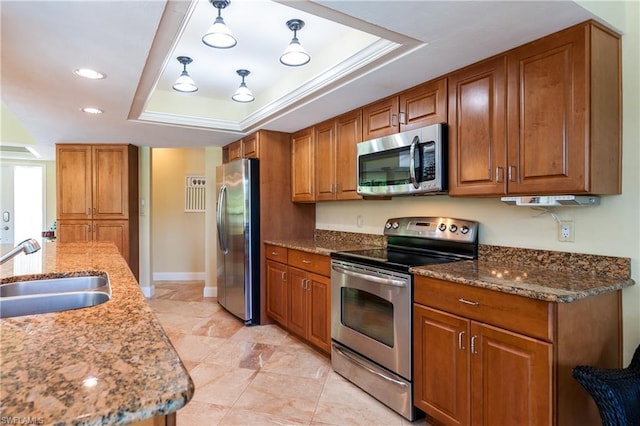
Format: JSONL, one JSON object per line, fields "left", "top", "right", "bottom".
{"left": 409, "top": 135, "right": 420, "bottom": 189}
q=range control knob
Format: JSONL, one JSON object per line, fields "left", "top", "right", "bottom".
{"left": 385, "top": 222, "right": 392, "bottom": 229}
{"left": 438, "top": 223, "right": 447, "bottom": 232}
{"left": 461, "top": 225, "right": 470, "bottom": 234}
{"left": 391, "top": 221, "right": 399, "bottom": 229}
{"left": 449, "top": 224, "right": 458, "bottom": 233}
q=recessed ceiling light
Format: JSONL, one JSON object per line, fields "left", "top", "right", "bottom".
{"left": 74, "top": 68, "right": 106, "bottom": 79}
{"left": 81, "top": 107, "right": 104, "bottom": 114}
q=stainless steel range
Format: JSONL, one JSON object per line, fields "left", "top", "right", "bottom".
{"left": 330, "top": 217, "right": 479, "bottom": 420}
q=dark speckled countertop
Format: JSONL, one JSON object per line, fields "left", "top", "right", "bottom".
{"left": 0, "top": 242, "right": 194, "bottom": 425}
{"left": 268, "top": 231, "right": 635, "bottom": 304}
{"left": 411, "top": 260, "right": 634, "bottom": 303}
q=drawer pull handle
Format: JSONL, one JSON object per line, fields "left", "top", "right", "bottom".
{"left": 302, "top": 259, "right": 312, "bottom": 264}
{"left": 458, "top": 331, "right": 466, "bottom": 350}
{"left": 458, "top": 298, "right": 480, "bottom": 306}
{"left": 271, "top": 251, "right": 279, "bottom": 256}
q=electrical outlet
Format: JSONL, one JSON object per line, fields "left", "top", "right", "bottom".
{"left": 558, "top": 220, "right": 574, "bottom": 242}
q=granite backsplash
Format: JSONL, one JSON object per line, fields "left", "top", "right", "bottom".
{"left": 312, "top": 230, "right": 631, "bottom": 279}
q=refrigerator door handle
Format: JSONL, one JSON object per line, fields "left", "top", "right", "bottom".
{"left": 216, "top": 185, "right": 228, "bottom": 254}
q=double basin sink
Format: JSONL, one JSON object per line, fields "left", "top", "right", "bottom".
{"left": 0, "top": 273, "right": 111, "bottom": 318}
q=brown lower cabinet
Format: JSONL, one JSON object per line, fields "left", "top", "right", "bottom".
{"left": 57, "top": 219, "right": 130, "bottom": 263}
{"left": 130, "top": 413, "right": 175, "bottom": 426}
{"left": 265, "top": 244, "right": 331, "bottom": 354}
{"left": 413, "top": 276, "right": 621, "bottom": 426}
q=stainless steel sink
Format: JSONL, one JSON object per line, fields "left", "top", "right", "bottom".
{"left": 0, "top": 275, "right": 108, "bottom": 297}
{"left": 0, "top": 274, "right": 111, "bottom": 318}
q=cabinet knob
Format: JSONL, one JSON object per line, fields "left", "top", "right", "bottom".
{"left": 281, "top": 271, "right": 287, "bottom": 281}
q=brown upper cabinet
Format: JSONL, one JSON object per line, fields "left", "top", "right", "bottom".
{"left": 448, "top": 56, "right": 508, "bottom": 196}
{"left": 222, "top": 132, "right": 260, "bottom": 163}
{"left": 315, "top": 109, "right": 363, "bottom": 201}
{"left": 291, "top": 127, "right": 315, "bottom": 202}
{"left": 362, "top": 77, "right": 447, "bottom": 140}
{"left": 449, "top": 21, "right": 621, "bottom": 196}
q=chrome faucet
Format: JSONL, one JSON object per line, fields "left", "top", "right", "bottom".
{"left": 0, "top": 238, "right": 42, "bottom": 265}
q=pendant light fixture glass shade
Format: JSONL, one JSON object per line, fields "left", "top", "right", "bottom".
{"left": 232, "top": 69, "right": 254, "bottom": 103}
{"left": 202, "top": 0, "right": 237, "bottom": 49}
{"left": 280, "top": 19, "right": 310, "bottom": 67}
{"left": 172, "top": 56, "right": 198, "bottom": 93}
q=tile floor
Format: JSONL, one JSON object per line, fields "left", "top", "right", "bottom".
{"left": 147, "top": 282, "right": 430, "bottom": 426}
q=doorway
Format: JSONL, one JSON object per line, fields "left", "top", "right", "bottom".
{"left": 0, "top": 163, "right": 44, "bottom": 245}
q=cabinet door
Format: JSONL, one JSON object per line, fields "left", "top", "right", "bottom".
{"left": 287, "top": 267, "right": 308, "bottom": 337}
{"left": 399, "top": 78, "right": 447, "bottom": 131}
{"left": 335, "top": 109, "right": 362, "bottom": 200}
{"left": 314, "top": 119, "right": 337, "bottom": 201}
{"left": 227, "top": 141, "right": 242, "bottom": 162}
{"left": 291, "top": 128, "right": 315, "bottom": 202}
{"left": 56, "top": 220, "right": 92, "bottom": 243}
{"left": 306, "top": 272, "right": 330, "bottom": 353}
{"left": 94, "top": 220, "right": 129, "bottom": 262}
{"left": 266, "top": 260, "right": 288, "bottom": 325}
{"left": 448, "top": 56, "right": 507, "bottom": 196}
{"left": 506, "top": 24, "right": 587, "bottom": 194}
{"left": 56, "top": 145, "right": 92, "bottom": 220}
{"left": 92, "top": 146, "right": 129, "bottom": 220}
{"left": 362, "top": 96, "right": 399, "bottom": 140}
{"left": 242, "top": 133, "right": 259, "bottom": 159}
{"left": 414, "top": 305, "right": 470, "bottom": 426}
{"left": 470, "top": 322, "right": 552, "bottom": 426}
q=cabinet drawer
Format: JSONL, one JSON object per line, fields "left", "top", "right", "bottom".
{"left": 288, "top": 250, "right": 330, "bottom": 276}
{"left": 414, "top": 276, "right": 554, "bottom": 341}
{"left": 265, "top": 244, "right": 287, "bottom": 262}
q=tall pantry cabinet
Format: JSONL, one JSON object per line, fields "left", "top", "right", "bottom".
{"left": 56, "top": 144, "right": 139, "bottom": 278}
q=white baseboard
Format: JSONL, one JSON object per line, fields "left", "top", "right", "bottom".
{"left": 203, "top": 286, "right": 217, "bottom": 298}
{"left": 140, "top": 285, "right": 155, "bottom": 298}
{"left": 152, "top": 272, "right": 206, "bottom": 281}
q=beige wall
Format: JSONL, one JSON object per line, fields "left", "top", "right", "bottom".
{"left": 318, "top": 2, "right": 640, "bottom": 364}
{"left": 151, "top": 148, "right": 206, "bottom": 278}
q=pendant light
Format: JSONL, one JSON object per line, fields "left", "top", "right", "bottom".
{"left": 172, "top": 56, "right": 198, "bottom": 93}
{"left": 202, "top": 0, "right": 237, "bottom": 49}
{"left": 232, "top": 69, "right": 254, "bottom": 103}
{"left": 280, "top": 19, "right": 310, "bottom": 67}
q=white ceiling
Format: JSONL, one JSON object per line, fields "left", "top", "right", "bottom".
{"left": 1, "top": 0, "right": 603, "bottom": 161}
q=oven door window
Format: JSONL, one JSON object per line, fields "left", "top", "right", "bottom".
{"left": 341, "top": 287, "right": 394, "bottom": 347}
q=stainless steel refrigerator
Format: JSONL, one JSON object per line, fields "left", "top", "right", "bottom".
{"left": 215, "top": 158, "right": 260, "bottom": 325}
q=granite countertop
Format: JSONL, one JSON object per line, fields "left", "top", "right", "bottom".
{"left": 265, "top": 239, "right": 379, "bottom": 256}
{"left": 411, "top": 260, "right": 635, "bottom": 303}
{"left": 0, "top": 242, "right": 194, "bottom": 425}
{"left": 267, "top": 232, "right": 634, "bottom": 304}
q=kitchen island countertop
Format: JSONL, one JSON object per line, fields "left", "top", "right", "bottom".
{"left": 0, "top": 242, "right": 194, "bottom": 425}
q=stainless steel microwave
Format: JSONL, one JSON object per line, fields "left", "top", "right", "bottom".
{"left": 356, "top": 123, "right": 447, "bottom": 196}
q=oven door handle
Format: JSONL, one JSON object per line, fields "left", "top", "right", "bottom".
{"left": 332, "top": 265, "right": 407, "bottom": 287}
{"left": 333, "top": 344, "right": 409, "bottom": 390}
